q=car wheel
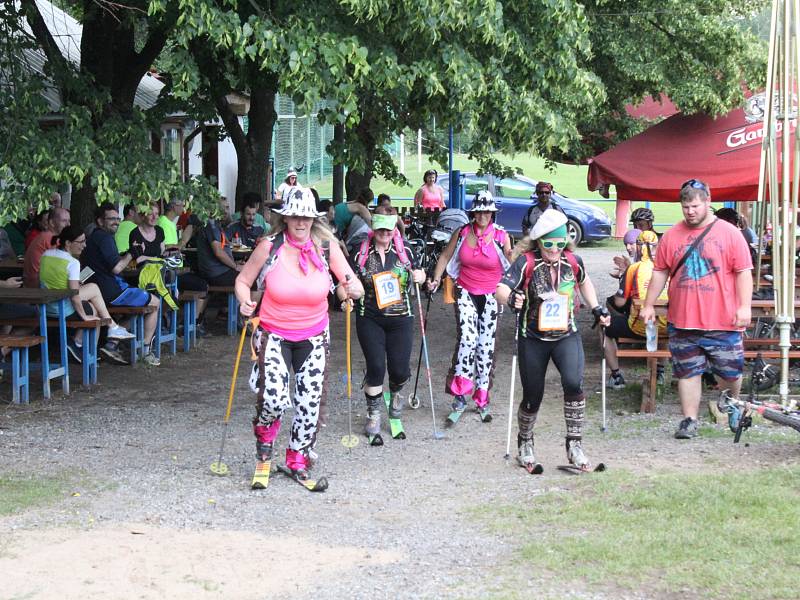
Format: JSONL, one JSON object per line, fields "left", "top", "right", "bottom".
{"left": 567, "top": 219, "right": 583, "bottom": 245}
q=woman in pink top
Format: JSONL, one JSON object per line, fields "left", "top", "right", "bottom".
{"left": 413, "top": 169, "right": 446, "bottom": 210}
{"left": 427, "top": 192, "right": 512, "bottom": 422}
{"left": 236, "top": 187, "right": 363, "bottom": 481}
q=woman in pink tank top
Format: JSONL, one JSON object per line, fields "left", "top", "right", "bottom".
{"left": 235, "top": 187, "right": 363, "bottom": 482}
{"left": 413, "top": 169, "right": 446, "bottom": 210}
{"left": 426, "top": 191, "right": 512, "bottom": 422}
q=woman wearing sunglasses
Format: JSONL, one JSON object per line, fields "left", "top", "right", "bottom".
{"left": 427, "top": 191, "right": 512, "bottom": 422}
{"left": 497, "top": 209, "right": 610, "bottom": 472}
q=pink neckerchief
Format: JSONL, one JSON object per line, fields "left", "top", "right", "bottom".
{"left": 284, "top": 232, "right": 325, "bottom": 275}
{"left": 472, "top": 222, "right": 495, "bottom": 257}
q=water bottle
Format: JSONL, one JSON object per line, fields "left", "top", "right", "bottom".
{"left": 646, "top": 320, "right": 658, "bottom": 352}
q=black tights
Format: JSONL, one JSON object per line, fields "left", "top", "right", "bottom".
{"left": 355, "top": 314, "right": 413, "bottom": 389}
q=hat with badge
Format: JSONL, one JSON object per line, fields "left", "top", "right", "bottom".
{"left": 467, "top": 190, "right": 499, "bottom": 213}
{"left": 274, "top": 187, "right": 324, "bottom": 218}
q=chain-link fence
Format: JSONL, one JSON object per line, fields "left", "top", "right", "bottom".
{"left": 271, "top": 95, "right": 335, "bottom": 187}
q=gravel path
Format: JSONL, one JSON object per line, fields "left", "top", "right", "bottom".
{"left": 2, "top": 246, "right": 798, "bottom": 600}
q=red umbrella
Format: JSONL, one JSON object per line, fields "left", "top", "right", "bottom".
{"left": 587, "top": 101, "right": 795, "bottom": 202}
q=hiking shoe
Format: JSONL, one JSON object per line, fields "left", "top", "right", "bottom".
{"left": 566, "top": 439, "right": 590, "bottom": 469}
{"left": 517, "top": 436, "right": 536, "bottom": 468}
{"left": 99, "top": 344, "right": 129, "bottom": 365}
{"left": 388, "top": 391, "right": 403, "bottom": 419}
{"left": 674, "top": 417, "right": 699, "bottom": 439}
{"left": 451, "top": 395, "right": 467, "bottom": 413}
{"left": 607, "top": 371, "right": 626, "bottom": 389}
{"left": 142, "top": 352, "right": 161, "bottom": 367}
{"left": 255, "top": 441, "right": 273, "bottom": 462}
{"left": 66, "top": 339, "right": 83, "bottom": 363}
{"left": 107, "top": 325, "right": 135, "bottom": 340}
{"left": 365, "top": 411, "right": 381, "bottom": 437}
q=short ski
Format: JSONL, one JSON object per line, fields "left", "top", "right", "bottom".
{"left": 276, "top": 464, "right": 329, "bottom": 492}
{"left": 383, "top": 392, "right": 406, "bottom": 440}
{"left": 251, "top": 460, "right": 272, "bottom": 489}
{"left": 368, "top": 433, "right": 384, "bottom": 446}
{"left": 523, "top": 462, "right": 544, "bottom": 475}
{"left": 557, "top": 463, "right": 606, "bottom": 474}
{"left": 478, "top": 408, "right": 492, "bottom": 423}
{"left": 446, "top": 409, "right": 464, "bottom": 426}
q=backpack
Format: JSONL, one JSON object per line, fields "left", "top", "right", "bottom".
{"left": 523, "top": 249, "right": 582, "bottom": 311}
{"left": 356, "top": 229, "right": 412, "bottom": 270}
{"left": 138, "top": 259, "right": 178, "bottom": 311}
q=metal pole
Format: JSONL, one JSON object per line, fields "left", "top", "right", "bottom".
{"left": 448, "top": 126, "right": 454, "bottom": 206}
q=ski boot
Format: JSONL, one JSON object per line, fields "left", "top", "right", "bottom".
{"left": 474, "top": 390, "right": 492, "bottom": 422}
{"left": 566, "top": 439, "right": 590, "bottom": 471}
{"left": 255, "top": 441, "right": 273, "bottom": 462}
{"left": 516, "top": 435, "right": 542, "bottom": 474}
{"left": 388, "top": 390, "right": 403, "bottom": 419}
{"left": 285, "top": 448, "right": 311, "bottom": 479}
{"left": 446, "top": 395, "right": 467, "bottom": 426}
{"left": 365, "top": 392, "right": 383, "bottom": 446}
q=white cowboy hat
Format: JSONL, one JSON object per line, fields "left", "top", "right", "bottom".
{"left": 527, "top": 208, "right": 568, "bottom": 241}
{"left": 275, "top": 187, "right": 324, "bottom": 218}
{"left": 287, "top": 169, "right": 298, "bottom": 177}
{"left": 467, "top": 190, "right": 499, "bottom": 213}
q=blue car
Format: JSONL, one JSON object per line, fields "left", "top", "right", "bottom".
{"left": 438, "top": 173, "right": 612, "bottom": 244}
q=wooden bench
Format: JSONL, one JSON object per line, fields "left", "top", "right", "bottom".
{"left": 108, "top": 305, "right": 158, "bottom": 365}
{"left": 0, "top": 335, "right": 44, "bottom": 403}
{"left": 178, "top": 290, "right": 205, "bottom": 352}
{"left": 207, "top": 285, "right": 239, "bottom": 336}
{"left": 0, "top": 317, "right": 108, "bottom": 387}
{"left": 616, "top": 337, "right": 800, "bottom": 413}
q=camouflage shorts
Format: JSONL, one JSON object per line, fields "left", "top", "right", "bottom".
{"left": 668, "top": 326, "right": 744, "bottom": 381}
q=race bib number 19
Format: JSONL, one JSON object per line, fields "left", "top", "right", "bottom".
{"left": 373, "top": 271, "right": 402, "bottom": 308}
{"left": 538, "top": 293, "right": 569, "bottom": 331}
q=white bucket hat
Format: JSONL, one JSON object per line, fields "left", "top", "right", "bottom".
{"left": 527, "top": 208, "right": 568, "bottom": 241}
{"left": 287, "top": 168, "right": 298, "bottom": 177}
{"left": 275, "top": 187, "right": 324, "bottom": 218}
{"left": 467, "top": 190, "right": 499, "bottom": 213}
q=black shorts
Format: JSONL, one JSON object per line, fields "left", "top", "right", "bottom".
{"left": 604, "top": 314, "right": 642, "bottom": 340}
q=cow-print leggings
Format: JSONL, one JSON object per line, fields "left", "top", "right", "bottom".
{"left": 446, "top": 287, "right": 499, "bottom": 406}
{"left": 249, "top": 327, "right": 329, "bottom": 452}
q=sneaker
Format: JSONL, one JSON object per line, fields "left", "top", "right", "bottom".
{"left": 107, "top": 325, "right": 135, "bottom": 340}
{"left": 142, "top": 352, "right": 161, "bottom": 367}
{"left": 255, "top": 441, "right": 273, "bottom": 462}
{"left": 607, "top": 371, "right": 626, "bottom": 389}
{"left": 99, "top": 344, "right": 129, "bottom": 365}
{"left": 451, "top": 395, "right": 467, "bottom": 413}
{"left": 388, "top": 391, "right": 403, "bottom": 419}
{"left": 66, "top": 339, "right": 83, "bottom": 363}
{"left": 517, "top": 436, "right": 536, "bottom": 468}
{"left": 566, "top": 439, "right": 590, "bottom": 469}
{"left": 196, "top": 323, "right": 210, "bottom": 338}
{"left": 674, "top": 417, "right": 699, "bottom": 439}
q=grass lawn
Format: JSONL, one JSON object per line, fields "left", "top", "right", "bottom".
{"left": 481, "top": 466, "right": 800, "bottom": 599}
{"left": 308, "top": 153, "right": 724, "bottom": 231}
{"left": 0, "top": 473, "right": 69, "bottom": 516}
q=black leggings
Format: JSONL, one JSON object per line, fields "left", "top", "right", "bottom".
{"left": 355, "top": 314, "right": 413, "bottom": 388}
{"left": 518, "top": 332, "right": 584, "bottom": 413}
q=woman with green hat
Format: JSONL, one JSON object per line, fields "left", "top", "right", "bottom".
{"left": 497, "top": 209, "right": 610, "bottom": 472}
{"left": 350, "top": 205, "right": 426, "bottom": 441}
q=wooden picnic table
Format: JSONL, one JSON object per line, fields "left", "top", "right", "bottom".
{"left": 0, "top": 288, "right": 77, "bottom": 398}
{"left": 182, "top": 246, "right": 253, "bottom": 260}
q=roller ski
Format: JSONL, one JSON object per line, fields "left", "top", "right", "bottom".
{"left": 446, "top": 395, "right": 467, "bottom": 427}
{"left": 557, "top": 440, "right": 606, "bottom": 474}
{"left": 365, "top": 393, "right": 384, "bottom": 446}
{"left": 276, "top": 449, "right": 328, "bottom": 492}
{"left": 251, "top": 442, "right": 273, "bottom": 490}
{"left": 384, "top": 391, "right": 406, "bottom": 440}
{"left": 516, "top": 436, "right": 543, "bottom": 475}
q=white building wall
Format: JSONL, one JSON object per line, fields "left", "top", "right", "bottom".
{"left": 217, "top": 132, "right": 238, "bottom": 214}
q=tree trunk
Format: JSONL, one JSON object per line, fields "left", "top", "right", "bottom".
{"left": 71, "top": 176, "right": 97, "bottom": 228}
{"left": 332, "top": 124, "right": 344, "bottom": 204}
{"left": 344, "top": 118, "right": 377, "bottom": 201}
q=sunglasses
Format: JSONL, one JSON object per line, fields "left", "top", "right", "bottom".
{"left": 539, "top": 240, "right": 567, "bottom": 250}
{"left": 681, "top": 178, "right": 708, "bottom": 191}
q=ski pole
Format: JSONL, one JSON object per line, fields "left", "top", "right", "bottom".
{"left": 210, "top": 317, "right": 251, "bottom": 476}
{"left": 410, "top": 290, "right": 432, "bottom": 407}
{"left": 415, "top": 281, "right": 444, "bottom": 440}
{"left": 504, "top": 310, "right": 520, "bottom": 460}
{"left": 600, "top": 326, "right": 607, "bottom": 432}
{"left": 341, "top": 275, "right": 359, "bottom": 449}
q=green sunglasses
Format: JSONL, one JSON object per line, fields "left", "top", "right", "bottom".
{"left": 539, "top": 240, "right": 567, "bottom": 250}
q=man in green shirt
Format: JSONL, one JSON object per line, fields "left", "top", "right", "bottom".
{"left": 115, "top": 203, "right": 139, "bottom": 253}
{"left": 158, "top": 199, "right": 185, "bottom": 247}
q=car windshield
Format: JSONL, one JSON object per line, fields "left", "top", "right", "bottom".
{"left": 495, "top": 177, "right": 534, "bottom": 198}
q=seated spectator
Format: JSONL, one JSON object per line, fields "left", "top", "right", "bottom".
{"left": 158, "top": 199, "right": 191, "bottom": 251}
{"left": 226, "top": 200, "right": 265, "bottom": 248}
{"left": 24, "top": 210, "right": 49, "bottom": 250}
{"left": 610, "top": 228, "right": 642, "bottom": 279}
{"left": 131, "top": 203, "right": 209, "bottom": 334}
{"left": 195, "top": 210, "right": 241, "bottom": 288}
{"left": 231, "top": 191, "right": 269, "bottom": 231}
{"left": 81, "top": 203, "right": 161, "bottom": 366}
{"left": 40, "top": 225, "right": 134, "bottom": 363}
{"left": 604, "top": 230, "right": 668, "bottom": 389}
{"left": 115, "top": 203, "right": 139, "bottom": 254}
{"left": 23, "top": 207, "right": 70, "bottom": 288}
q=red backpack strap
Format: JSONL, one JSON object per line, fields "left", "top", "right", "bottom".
{"left": 392, "top": 229, "right": 412, "bottom": 268}
{"left": 523, "top": 252, "right": 535, "bottom": 290}
{"left": 564, "top": 250, "right": 583, "bottom": 310}
{"left": 357, "top": 234, "right": 372, "bottom": 269}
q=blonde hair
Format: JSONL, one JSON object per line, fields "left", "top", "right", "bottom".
{"left": 271, "top": 214, "right": 335, "bottom": 249}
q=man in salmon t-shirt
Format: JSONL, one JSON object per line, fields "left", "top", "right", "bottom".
{"left": 640, "top": 179, "right": 752, "bottom": 440}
